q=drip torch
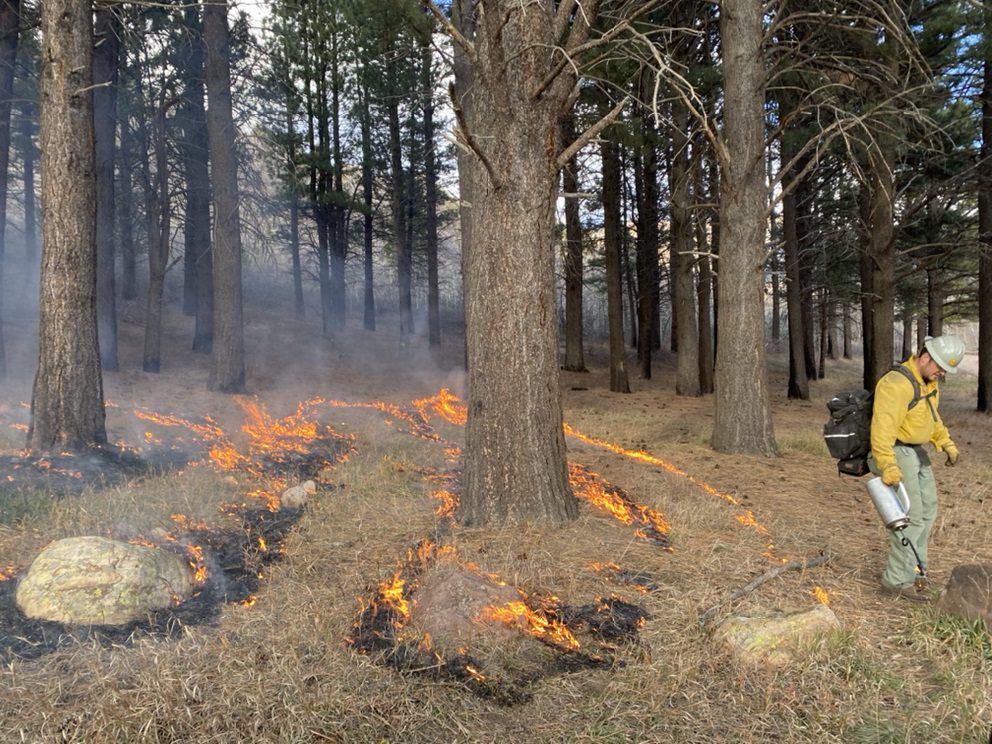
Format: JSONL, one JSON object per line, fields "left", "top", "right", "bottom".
{"left": 866, "top": 477, "right": 926, "bottom": 583}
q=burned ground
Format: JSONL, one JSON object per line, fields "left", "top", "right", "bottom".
{"left": 0, "top": 297, "right": 990, "bottom": 742}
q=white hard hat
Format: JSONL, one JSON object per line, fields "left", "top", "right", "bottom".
{"left": 924, "top": 335, "right": 965, "bottom": 374}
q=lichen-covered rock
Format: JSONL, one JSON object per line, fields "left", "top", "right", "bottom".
{"left": 936, "top": 564, "right": 992, "bottom": 630}
{"left": 714, "top": 604, "right": 840, "bottom": 667}
{"left": 280, "top": 480, "right": 316, "bottom": 509}
{"left": 16, "top": 536, "right": 194, "bottom": 625}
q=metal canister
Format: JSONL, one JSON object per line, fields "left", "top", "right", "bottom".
{"left": 865, "top": 477, "right": 911, "bottom": 530}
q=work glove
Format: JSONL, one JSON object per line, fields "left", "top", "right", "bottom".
{"left": 945, "top": 444, "right": 960, "bottom": 467}
{"left": 882, "top": 464, "right": 902, "bottom": 487}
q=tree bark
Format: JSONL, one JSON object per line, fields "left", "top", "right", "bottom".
{"left": 142, "top": 100, "right": 170, "bottom": 373}
{"left": 203, "top": 0, "right": 245, "bottom": 393}
{"left": 711, "top": 0, "right": 777, "bottom": 456}
{"left": 926, "top": 265, "right": 944, "bottom": 336}
{"left": 451, "top": 0, "right": 580, "bottom": 527}
{"left": 867, "top": 138, "right": 896, "bottom": 388}
{"left": 782, "top": 145, "right": 809, "bottom": 400}
{"left": 29, "top": 0, "right": 106, "bottom": 451}
{"left": 358, "top": 72, "right": 375, "bottom": 331}
{"left": 979, "top": 45, "right": 992, "bottom": 413}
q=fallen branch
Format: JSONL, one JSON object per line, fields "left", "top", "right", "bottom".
{"left": 698, "top": 548, "right": 834, "bottom": 628}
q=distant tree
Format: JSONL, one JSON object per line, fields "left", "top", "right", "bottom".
{"left": 29, "top": 0, "right": 106, "bottom": 451}
{"left": 601, "top": 119, "right": 630, "bottom": 395}
{"left": 0, "top": 0, "right": 20, "bottom": 381}
{"left": 93, "top": 6, "right": 120, "bottom": 371}
{"left": 203, "top": 0, "right": 245, "bottom": 392}
{"left": 177, "top": 3, "right": 214, "bottom": 353}
{"left": 561, "top": 111, "right": 586, "bottom": 372}
{"left": 980, "top": 10, "right": 992, "bottom": 414}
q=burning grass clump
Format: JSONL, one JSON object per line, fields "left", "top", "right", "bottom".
{"left": 348, "top": 536, "right": 650, "bottom": 705}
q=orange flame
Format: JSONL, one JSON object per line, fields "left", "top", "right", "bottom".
{"left": 812, "top": 586, "right": 830, "bottom": 605}
{"left": 478, "top": 600, "right": 580, "bottom": 651}
{"left": 568, "top": 464, "right": 670, "bottom": 538}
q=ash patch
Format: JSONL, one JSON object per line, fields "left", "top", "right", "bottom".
{"left": 0, "top": 445, "right": 189, "bottom": 498}
{"left": 348, "top": 538, "right": 649, "bottom": 705}
{"left": 0, "top": 502, "right": 305, "bottom": 663}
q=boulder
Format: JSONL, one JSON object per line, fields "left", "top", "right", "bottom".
{"left": 936, "top": 564, "right": 992, "bottom": 629}
{"left": 16, "top": 536, "right": 194, "bottom": 625}
{"left": 280, "top": 480, "right": 316, "bottom": 509}
{"left": 714, "top": 604, "right": 840, "bottom": 667}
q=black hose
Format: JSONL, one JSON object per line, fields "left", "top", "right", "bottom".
{"left": 895, "top": 527, "right": 926, "bottom": 578}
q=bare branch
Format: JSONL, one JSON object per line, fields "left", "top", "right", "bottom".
{"left": 448, "top": 82, "right": 501, "bottom": 190}
{"left": 555, "top": 96, "right": 628, "bottom": 171}
{"left": 422, "top": 0, "right": 477, "bottom": 64}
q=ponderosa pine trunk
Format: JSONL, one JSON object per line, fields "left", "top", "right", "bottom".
{"left": 782, "top": 136, "right": 809, "bottom": 400}
{"left": 711, "top": 0, "right": 777, "bottom": 455}
{"left": 447, "top": 0, "right": 593, "bottom": 526}
{"left": 979, "top": 44, "right": 992, "bottom": 413}
{"left": 867, "top": 138, "right": 896, "bottom": 388}
{"left": 93, "top": 6, "right": 119, "bottom": 371}
{"left": 29, "top": 0, "right": 106, "bottom": 451}
{"left": 421, "top": 34, "right": 440, "bottom": 347}
{"left": 203, "top": 0, "right": 245, "bottom": 392}
{"left": 358, "top": 74, "right": 375, "bottom": 331}
{"left": 142, "top": 102, "right": 169, "bottom": 373}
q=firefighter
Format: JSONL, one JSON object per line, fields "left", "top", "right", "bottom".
{"left": 867, "top": 334, "right": 964, "bottom": 601}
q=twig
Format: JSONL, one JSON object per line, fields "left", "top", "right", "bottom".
{"left": 698, "top": 548, "right": 834, "bottom": 628}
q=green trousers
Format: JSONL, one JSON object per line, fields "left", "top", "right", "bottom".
{"left": 868, "top": 444, "right": 938, "bottom": 589}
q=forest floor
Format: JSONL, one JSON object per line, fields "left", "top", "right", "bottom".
{"left": 1, "top": 286, "right": 991, "bottom": 743}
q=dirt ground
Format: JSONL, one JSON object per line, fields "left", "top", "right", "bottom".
{"left": 1, "top": 287, "right": 991, "bottom": 742}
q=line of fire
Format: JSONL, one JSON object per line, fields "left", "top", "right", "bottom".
{"left": 0, "top": 388, "right": 829, "bottom": 702}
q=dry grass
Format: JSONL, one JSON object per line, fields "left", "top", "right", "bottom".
{"left": 1, "top": 307, "right": 991, "bottom": 743}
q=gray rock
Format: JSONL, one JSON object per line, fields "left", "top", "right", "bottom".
{"left": 714, "top": 604, "right": 840, "bottom": 667}
{"left": 280, "top": 480, "right": 316, "bottom": 509}
{"left": 936, "top": 564, "right": 992, "bottom": 629}
{"left": 16, "top": 536, "right": 195, "bottom": 625}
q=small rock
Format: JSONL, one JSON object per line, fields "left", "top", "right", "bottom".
{"left": 936, "top": 564, "right": 992, "bottom": 629}
{"left": 280, "top": 480, "right": 317, "bottom": 509}
{"left": 714, "top": 604, "right": 840, "bottom": 667}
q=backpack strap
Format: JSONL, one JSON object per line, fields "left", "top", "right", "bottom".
{"left": 890, "top": 363, "right": 937, "bottom": 421}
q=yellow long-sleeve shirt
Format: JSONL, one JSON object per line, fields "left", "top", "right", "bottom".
{"left": 870, "top": 356, "right": 954, "bottom": 474}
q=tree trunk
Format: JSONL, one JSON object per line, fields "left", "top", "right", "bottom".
{"left": 634, "top": 135, "right": 656, "bottom": 379}
{"left": 926, "top": 265, "right": 944, "bottom": 336}
{"left": 561, "top": 112, "right": 585, "bottom": 372}
{"left": 979, "top": 44, "right": 992, "bottom": 413}
{"left": 602, "top": 125, "right": 629, "bottom": 394}
{"left": 179, "top": 4, "right": 213, "bottom": 353}
{"left": 782, "top": 142, "right": 809, "bottom": 400}
{"left": 421, "top": 35, "right": 441, "bottom": 347}
{"left": 671, "top": 97, "right": 699, "bottom": 396}
{"left": 203, "top": 0, "right": 245, "bottom": 393}
{"left": 900, "top": 313, "right": 913, "bottom": 361}
{"left": 0, "top": 0, "right": 19, "bottom": 380}
{"left": 843, "top": 302, "right": 852, "bottom": 359}
{"left": 30, "top": 0, "right": 106, "bottom": 451}
{"left": 867, "top": 139, "right": 896, "bottom": 388}
{"left": 142, "top": 102, "right": 169, "bottom": 373}
{"left": 711, "top": 0, "right": 777, "bottom": 456}
{"left": 329, "top": 23, "right": 346, "bottom": 328}
{"left": 858, "top": 177, "right": 874, "bottom": 389}
{"left": 452, "top": 0, "right": 581, "bottom": 527}
{"left": 358, "top": 74, "right": 375, "bottom": 331}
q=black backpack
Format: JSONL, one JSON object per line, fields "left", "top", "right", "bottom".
{"left": 823, "top": 365, "right": 935, "bottom": 477}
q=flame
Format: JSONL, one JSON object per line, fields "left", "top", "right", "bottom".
{"left": 0, "top": 565, "right": 17, "bottom": 581}
{"left": 184, "top": 544, "right": 208, "bottom": 584}
{"left": 242, "top": 595, "right": 257, "bottom": 608}
{"left": 258, "top": 537, "right": 267, "bottom": 552}
{"left": 812, "top": 586, "right": 830, "bottom": 605}
{"left": 433, "top": 489, "right": 459, "bottom": 518}
{"left": 568, "top": 464, "right": 670, "bottom": 539}
{"left": 413, "top": 388, "right": 467, "bottom": 427}
{"left": 478, "top": 600, "right": 580, "bottom": 651}
{"left": 379, "top": 573, "right": 410, "bottom": 620}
